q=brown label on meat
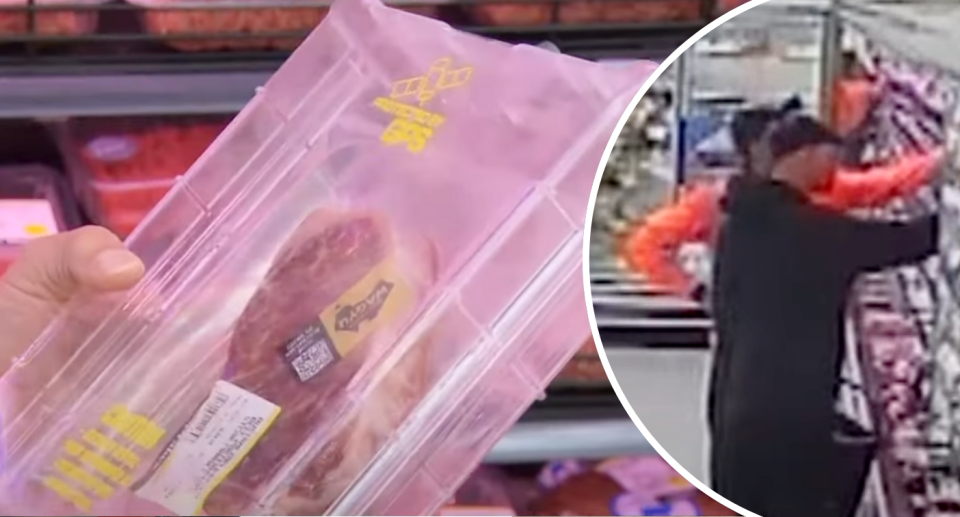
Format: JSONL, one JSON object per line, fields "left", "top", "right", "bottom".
{"left": 282, "top": 258, "right": 414, "bottom": 383}
{"left": 320, "top": 257, "right": 414, "bottom": 355}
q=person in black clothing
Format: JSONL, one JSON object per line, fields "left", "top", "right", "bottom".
{"left": 708, "top": 115, "right": 939, "bottom": 517}
{"left": 728, "top": 96, "right": 803, "bottom": 177}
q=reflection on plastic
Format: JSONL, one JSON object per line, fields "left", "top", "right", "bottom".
{"left": 0, "top": 0, "right": 655, "bottom": 515}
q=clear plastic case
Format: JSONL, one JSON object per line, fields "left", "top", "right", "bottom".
{"left": 51, "top": 117, "right": 226, "bottom": 236}
{"left": 0, "top": 1, "right": 654, "bottom": 515}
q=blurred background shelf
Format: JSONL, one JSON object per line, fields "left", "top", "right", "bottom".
{"left": 0, "top": 0, "right": 717, "bottom": 118}
{"left": 490, "top": 389, "right": 653, "bottom": 462}
{"left": 0, "top": 0, "right": 730, "bottom": 504}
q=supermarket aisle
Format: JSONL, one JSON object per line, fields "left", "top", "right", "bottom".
{"left": 606, "top": 348, "right": 712, "bottom": 484}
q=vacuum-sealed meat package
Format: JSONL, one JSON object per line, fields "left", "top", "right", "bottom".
{"left": 130, "top": 0, "right": 438, "bottom": 52}
{"left": 0, "top": 0, "right": 654, "bottom": 515}
{"left": 0, "top": 0, "right": 107, "bottom": 36}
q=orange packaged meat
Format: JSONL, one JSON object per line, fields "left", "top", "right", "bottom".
{"left": 53, "top": 117, "right": 226, "bottom": 236}
{"left": 69, "top": 118, "right": 228, "bottom": 182}
{"left": 558, "top": 0, "right": 701, "bottom": 24}
{"left": 0, "top": 0, "right": 106, "bottom": 36}
{"left": 82, "top": 179, "right": 176, "bottom": 236}
{"left": 468, "top": 1, "right": 554, "bottom": 26}
{"left": 128, "top": 0, "right": 437, "bottom": 52}
{"left": 469, "top": 0, "right": 702, "bottom": 26}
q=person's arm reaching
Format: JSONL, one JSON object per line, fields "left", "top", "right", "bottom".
{"left": 812, "top": 150, "right": 942, "bottom": 211}
{"left": 621, "top": 182, "right": 722, "bottom": 294}
{"left": 806, "top": 207, "right": 938, "bottom": 273}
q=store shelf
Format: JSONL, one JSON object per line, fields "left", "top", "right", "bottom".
{"left": 0, "top": 68, "right": 268, "bottom": 119}
{"left": 483, "top": 388, "right": 650, "bottom": 463}
{"left": 488, "top": 418, "right": 651, "bottom": 463}
{"left": 593, "top": 293, "right": 701, "bottom": 311}
{"left": 0, "top": 21, "right": 704, "bottom": 119}
{"left": 605, "top": 347, "right": 710, "bottom": 482}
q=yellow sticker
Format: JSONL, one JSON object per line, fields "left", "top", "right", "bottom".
{"left": 374, "top": 57, "right": 473, "bottom": 153}
{"left": 43, "top": 405, "right": 159, "bottom": 512}
{"left": 24, "top": 223, "right": 50, "bottom": 236}
{"left": 320, "top": 258, "right": 415, "bottom": 356}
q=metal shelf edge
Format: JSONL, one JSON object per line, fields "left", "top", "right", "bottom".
{"left": 486, "top": 418, "right": 651, "bottom": 463}
{"left": 0, "top": 70, "right": 270, "bottom": 119}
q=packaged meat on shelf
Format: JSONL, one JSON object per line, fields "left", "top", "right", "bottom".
{"left": 445, "top": 456, "right": 737, "bottom": 516}
{"left": 81, "top": 178, "right": 176, "bottom": 237}
{"left": 0, "top": 0, "right": 656, "bottom": 514}
{"left": 557, "top": 0, "right": 701, "bottom": 24}
{"left": 467, "top": 0, "right": 701, "bottom": 27}
{"left": 0, "top": 164, "right": 82, "bottom": 276}
{"left": 0, "top": 0, "right": 107, "bottom": 36}
{"left": 50, "top": 116, "right": 228, "bottom": 236}
{"left": 129, "top": 0, "right": 437, "bottom": 51}
{"left": 554, "top": 337, "right": 610, "bottom": 386}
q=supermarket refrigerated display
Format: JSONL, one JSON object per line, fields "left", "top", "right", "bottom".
{"left": 444, "top": 453, "right": 736, "bottom": 516}
{"left": 0, "top": 0, "right": 708, "bottom": 496}
{"left": 0, "top": 0, "right": 718, "bottom": 118}
{"left": 591, "top": 1, "right": 960, "bottom": 515}
{"left": 838, "top": 3, "right": 960, "bottom": 514}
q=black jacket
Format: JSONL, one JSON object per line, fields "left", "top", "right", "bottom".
{"left": 708, "top": 176, "right": 937, "bottom": 433}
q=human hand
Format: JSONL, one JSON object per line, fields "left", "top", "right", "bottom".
{"left": 0, "top": 226, "right": 144, "bottom": 378}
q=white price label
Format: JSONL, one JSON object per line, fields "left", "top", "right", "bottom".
{"left": 136, "top": 381, "right": 280, "bottom": 516}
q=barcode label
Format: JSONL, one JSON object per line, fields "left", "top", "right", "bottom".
{"left": 136, "top": 381, "right": 280, "bottom": 516}
{"left": 291, "top": 342, "right": 334, "bottom": 382}
{"left": 283, "top": 320, "right": 340, "bottom": 383}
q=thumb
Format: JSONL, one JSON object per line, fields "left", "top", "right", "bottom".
{"left": 0, "top": 226, "right": 144, "bottom": 368}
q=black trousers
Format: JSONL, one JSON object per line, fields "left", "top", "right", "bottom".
{"left": 710, "top": 414, "right": 875, "bottom": 517}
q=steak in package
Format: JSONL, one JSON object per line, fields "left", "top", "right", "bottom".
{"left": 0, "top": 1, "right": 654, "bottom": 515}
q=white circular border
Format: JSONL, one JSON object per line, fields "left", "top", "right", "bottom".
{"left": 582, "top": 1, "right": 774, "bottom": 516}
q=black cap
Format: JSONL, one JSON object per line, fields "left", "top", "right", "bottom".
{"left": 766, "top": 115, "right": 843, "bottom": 161}
{"left": 729, "top": 96, "right": 804, "bottom": 155}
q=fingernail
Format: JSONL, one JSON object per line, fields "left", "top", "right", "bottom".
{"left": 92, "top": 249, "right": 142, "bottom": 277}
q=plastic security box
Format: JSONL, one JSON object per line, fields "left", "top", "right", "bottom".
{"left": 0, "top": 0, "right": 655, "bottom": 515}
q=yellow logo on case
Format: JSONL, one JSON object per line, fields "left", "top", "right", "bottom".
{"left": 374, "top": 57, "right": 474, "bottom": 153}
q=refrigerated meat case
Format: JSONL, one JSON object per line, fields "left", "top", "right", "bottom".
{"left": 832, "top": 2, "right": 960, "bottom": 515}
{"left": 0, "top": 0, "right": 726, "bottom": 494}
{"left": 590, "top": 0, "right": 960, "bottom": 512}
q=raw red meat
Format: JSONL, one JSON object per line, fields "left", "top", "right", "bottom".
{"left": 76, "top": 121, "right": 226, "bottom": 182}
{"left": 559, "top": 0, "right": 701, "bottom": 24}
{"left": 135, "top": 3, "right": 438, "bottom": 52}
{"left": 203, "top": 208, "right": 438, "bottom": 515}
{"left": 469, "top": 0, "right": 700, "bottom": 27}
{"left": 469, "top": 2, "right": 554, "bottom": 27}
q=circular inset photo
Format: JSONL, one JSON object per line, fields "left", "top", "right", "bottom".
{"left": 587, "top": 1, "right": 960, "bottom": 516}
